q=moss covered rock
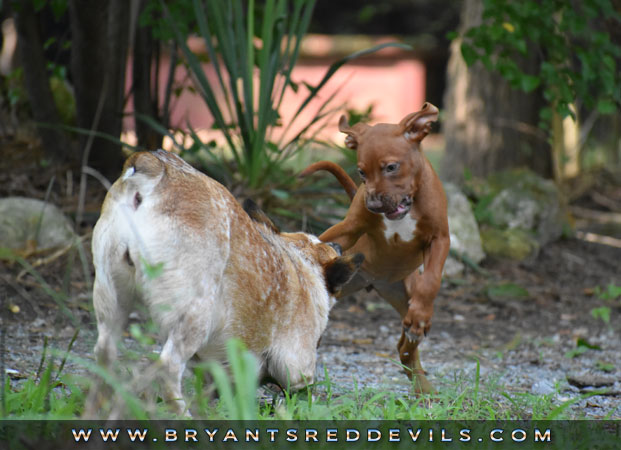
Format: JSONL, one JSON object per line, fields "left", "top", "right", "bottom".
{"left": 486, "top": 169, "right": 566, "bottom": 246}
{"left": 465, "top": 168, "right": 568, "bottom": 260}
{"left": 480, "top": 227, "right": 539, "bottom": 261}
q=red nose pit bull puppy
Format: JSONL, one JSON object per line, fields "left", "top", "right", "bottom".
{"left": 300, "top": 103, "right": 450, "bottom": 393}
{"left": 89, "top": 149, "right": 362, "bottom": 415}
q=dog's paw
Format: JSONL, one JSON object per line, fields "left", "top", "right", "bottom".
{"left": 402, "top": 305, "right": 432, "bottom": 342}
{"left": 403, "top": 325, "right": 423, "bottom": 343}
{"left": 402, "top": 322, "right": 428, "bottom": 343}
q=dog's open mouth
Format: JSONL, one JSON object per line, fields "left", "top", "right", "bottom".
{"left": 385, "top": 197, "right": 412, "bottom": 220}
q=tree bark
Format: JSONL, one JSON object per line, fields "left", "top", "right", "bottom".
{"left": 14, "top": 0, "right": 73, "bottom": 163}
{"left": 69, "top": 0, "right": 129, "bottom": 178}
{"left": 441, "top": 0, "right": 552, "bottom": 182}
{"left": 132, "top": 0, "right": 164, "bottom": 150}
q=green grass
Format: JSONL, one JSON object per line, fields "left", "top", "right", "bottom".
{"left": 2, "top": 340, "right": 602, "bottom": 420}
{"left": 0, "top": 192, "right": 612, "bottom": 422}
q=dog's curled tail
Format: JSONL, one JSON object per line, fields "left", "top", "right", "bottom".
{"left": 299, "top": 161, "right": 357, "bottom": 201}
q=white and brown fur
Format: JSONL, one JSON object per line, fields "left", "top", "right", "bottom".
{"left": 89, "top": 149, "right": 362, "bottom": 415}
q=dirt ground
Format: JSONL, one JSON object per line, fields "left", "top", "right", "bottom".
{"left": 319, "top": 237, "right": 621, "bottom": 419}
{"left": 1, "top": 144, "right": 620, "bottom": 419}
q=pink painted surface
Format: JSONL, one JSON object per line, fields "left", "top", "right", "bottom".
{"left": 123, "top": 39, "right": 426, "bottom": 145}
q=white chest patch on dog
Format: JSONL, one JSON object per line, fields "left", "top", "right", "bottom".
{"left": 382, "top": 214, "right": 417, "bottom": 242}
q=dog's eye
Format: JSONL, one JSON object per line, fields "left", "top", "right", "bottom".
{"left": 357, "top": 168, "right": 366, "bottom": 180}
{"left": 385, "top": 163, "right": 399, "bottom": 173}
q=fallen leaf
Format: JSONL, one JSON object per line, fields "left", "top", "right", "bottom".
{"left": 576, "top": 337, "right": 600, "bottom": 350}
{"left": 583, "top": 287, "right": 595, "bottom": 296}
{"left": 5, "top": 368, "right": 27, "bottom": 380}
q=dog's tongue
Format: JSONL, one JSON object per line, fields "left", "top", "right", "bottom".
{"left": 385, "top": 204, "right": 406, "bottom": 220}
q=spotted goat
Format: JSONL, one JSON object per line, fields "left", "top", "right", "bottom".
{"left": 88, "top": 149, "right": 363, "bottom": 415}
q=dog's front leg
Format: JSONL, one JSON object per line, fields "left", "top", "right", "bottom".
{"left": 402, "top": 232, "right": 450, "bottom": 340}
{"left": 318, "top": 219, "right": 365, "bottom": 251}
{"left": 318, "top": 192, "right": 371, "bottom": 251}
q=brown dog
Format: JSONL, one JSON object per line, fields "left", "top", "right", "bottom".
{"left": 300, "top": 103, "right": 449, "bottom": 393}
{"left": 89, "top": 149, "right": 363, "bottom": 415}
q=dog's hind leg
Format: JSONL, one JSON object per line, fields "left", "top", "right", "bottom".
{"left": 397, "top": 329, "right": 434, "bottom": 394}
{"left": 373, "top": 279, "right": 434, "bottom": 394}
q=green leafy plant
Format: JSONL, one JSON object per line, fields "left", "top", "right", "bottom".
{"left": 194, "top": 338, "right": 259, "bottom": 419}
{"left": 564, "top": 337, "right": 602, "bottom": 359}
{"left": 589, "top": 283, "right": 620, "bottom": 326}
{"left": 595, "top": 360, "right": 614, "bottom": 373}
{"left": 590, "top": 306, "right": 611, "bottom": 324}
{"left": 140, "top": 257, "right": 165, "bottom": 279}
{"left": 457, "top": 0, "right": 621, "bottom": 127}
{"left": 594, "top": 283, "right": 621, "bottom": 301}
{"left": 160, "top": 0, "right": 408, "bottom": 190}
{"left": 345, "top": 104, "right": 375, "bottom": 126}
{"left": 3, "top": 333, "right": 83, "bottom": 418}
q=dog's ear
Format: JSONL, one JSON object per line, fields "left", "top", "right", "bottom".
{"left": 324, "top": 253, "right": 364, "bottom": 294}
{"left": 338, "top": 115, "right": 369, "bottom": 150}
{"left": 243, "top": 199, "right": 280, "bottom": 233}
{"left": 399, "top": 102, "right": 439, "bottom": 144}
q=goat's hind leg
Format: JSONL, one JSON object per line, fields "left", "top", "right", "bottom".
{"left": 145, "top": 314, "right": 212, "bottom": 416}
{"left": 268, "top": 340, "right": 317, "bottom": 394}
{"left": 83, "top": 273, "right": 134, "bottom": 417}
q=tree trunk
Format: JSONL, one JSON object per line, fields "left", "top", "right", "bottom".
{"left": 132, "top": 0, "right": 164, "bottom": 150}
{"left": 441, "top": 0, "right": 552, "bottom": 182}
{"left": 69, "top": 0, "right": 129, "bottom": 178}
{"left": 14, "top": 0, "right": 73, "bottom": 163}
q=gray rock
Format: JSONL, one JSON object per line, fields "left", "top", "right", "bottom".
{"left": 486, "top": 169, "right": 566, "bottom": 247}
{"left": 567, "top": 373, "right": 615, "bottom": 389}
{"left": 0, "top": 197, "right": 76, "bottom": 251}
{"left": 443, "top": 182, "right": 485, "bottom": 276}
{"left": 531, "top": 378, "right": 557, "bottom": 396}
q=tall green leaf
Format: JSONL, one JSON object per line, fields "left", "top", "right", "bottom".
{"left": 164, "top": 0, "right": 410, "bottom": 189}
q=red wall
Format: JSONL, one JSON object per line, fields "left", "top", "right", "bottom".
{"left": 123, "top": 35, "right": 426, "bottom": 147}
